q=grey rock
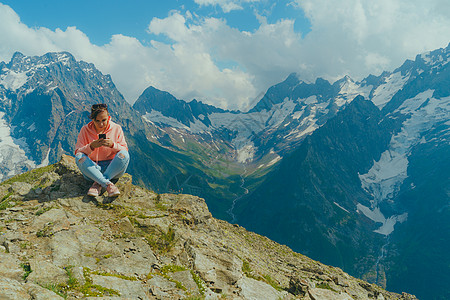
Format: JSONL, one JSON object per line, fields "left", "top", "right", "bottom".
{"left": 24, "top": 282, "right": 64, "bottom": 299}
{"left": 237, "top": 276, "right": 286, "bottom": 300}
{"left": 3, "top": 240, "right": 21, "bottom": 254}
{"left": 148, "top": 275, "right": 185, "bottom": 299}
{"left": 27, "top": 260, "right": 68, "bottom": 285}
{"left": 49, "top": 230, "right": 96, "bottom": 268}
{"left": 333, "top": 275, "right": 350, "bottom": 287}
{"left": 0, "top": 252, "right": 24, "bottom": 281}
{"left": 98, "top": 238, "right": 156, "bottom": 277}
{"left": 0, "top": 277, "right": 31, "bottom": 300}
{"left": 91, "top": 275, "right": 149, "bottom": 299}
{"left": 192, "top": 249, "right": 242, "bottom": 293}
{"left": 170, "top": 270, "right": 199, "bottom": 294}
{"left": 309, "top": 287, "right": 353, "bottom": 300}
{"left": 71, "top": 266, "right": 86, "bottom": 286}
{"left": 9, "top": 182, "right": 33, "bottom": 196}
{"left": 94, "top": 239, "right": 121, "bottom": 258}
{"left": 115, "top": 217, "right": 136, "bottom": 233}
{"left": 85, "top": 298, "right": 122, "bottom": 300}
{"left": 56, "top": 197, "right": 93, "bottom": 212}
{"left": 148, "top": 275, "right": 177, "bottom": 290}
{"left": 2, "top": 230, "right": 25, "bottom": 242}
{"left": 98, "top": 253, "right": 154, "bottom": 277}
{"left": 30, "top": 208, "right": 74, "bottom": 235}
{"left": 11, "top": 213, "right": 28, "bottom": 221}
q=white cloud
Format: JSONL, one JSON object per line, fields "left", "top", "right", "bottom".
{"left": 295, "top": 0, "right": 450, "bottom": 80}
{"left": 1, "top": 1, "right": 450, "bottom": 111}
{"left": 147, "top": 12, "right": 304, "bottom": 109}
{"left": 194, "top": 0, "right": 260, "bottom": 13}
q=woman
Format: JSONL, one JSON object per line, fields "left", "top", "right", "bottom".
{"left": 75, "top": 103, "right": 130, "bottom": 197}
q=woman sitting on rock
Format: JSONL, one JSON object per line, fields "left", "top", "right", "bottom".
{"left": 75, "top": 103, "right": 130, "bottom": 197}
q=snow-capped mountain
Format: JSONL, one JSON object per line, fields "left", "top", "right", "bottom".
{"left": 134, "top": 73, "right": 373, "bottom": 172}
{"left": 0, "top": 52, "right": 204, "bottom": 191}
{"left": 233, "top": 44, "right": 450, "bottom": 300}
{"left": 137, "top": 42, "right": 449, "bottom": 234}
{"left": 0, "top": 52, "right": 94, "bottom": 181}
{"left": 131, "top": 41, "right": 449, "bottom": 299}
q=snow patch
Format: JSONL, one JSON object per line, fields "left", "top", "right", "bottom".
{"left": 371, "top": 72, "right": 409, "bottom": 109}
{"left": 334, "top": 202, "right": 350, "bottom": 213}
{"left": 303, "top": 96, "right": 317, "bottom": 105}
{"left": 357, "top": 203, "right": 408, "bottom": 236}
{"left": 0, "top": 112, "right": 37, "bottom": 181}
{"left": 189, "top": 118, "right": 209, "bottom": 133}
{"left": 358, "top": 90, "right": 449, "bottom": 235}
{"left": 0, "top": 71, "right": 28, "bottom": 91}
{"left": 336, "top": 79, "right": 372, "bottom": 106}
{"left": 237, "top": 143, "right": 255, "bottom": 163}
{"left": 359, "top": 90, "right": 443, "bottom": 206}
{"left": 266, "top": 155, "right": 281, "bottom": 167}
{"left": 143, "top": 111, "right": 189, "bottom": 130}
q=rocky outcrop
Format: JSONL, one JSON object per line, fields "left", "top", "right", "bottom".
{"left": 0, "top": 155, "right": 417, "bottom": 299}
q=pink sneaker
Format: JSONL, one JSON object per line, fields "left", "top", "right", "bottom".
{"left": 106, "top": 182, "right": 120, "bottom": 197}
{"left": 87, "top": 182, "right": 102, "bottom": 197}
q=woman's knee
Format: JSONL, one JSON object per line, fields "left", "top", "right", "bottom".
{"left": 75, "top": 153, "right": 88, "bottom": 166}
{"left": 116, "top": 150, "right": 130, "bottom": 163}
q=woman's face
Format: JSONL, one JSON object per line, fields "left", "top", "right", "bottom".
{"left": 93, "top": 110, "right": 109, "bottom": 132}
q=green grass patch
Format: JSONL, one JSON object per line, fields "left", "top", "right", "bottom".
{"left": 35, "top": 206, "right": 54, "bottom": 216}
{"left": 143, "top": 226, "right": 176, "bottom": 254}
{"left": 80, "top": 267, "right": 121, "bottom": 297}
{"left": 20, "top": 241, "right": 31, "bottom": 249}
{"left": 242, "top": 260, "right": 253, "bottom": 276}
{"left": 191, "top": 271, "right": 206, "bottom": 296}
{"left": 39, "top": 266, "right": 80, "bottom": 299}
{"left": 21, "top": 263, "right": 32, "bottom": 280}
{"left": 240, "top": 261, "right": 284, "bottom": 293}
{"left": 161, "top": 265, "right": 187, "bottom": 274}
{"left": 36, "top": 222, "right": 54, "bottom": 237}
{"left": 151, "top": 264, "right": 188, "bottom": 292}
{"left": 42, "top": 283, "right": 68, "bottom": 298}
{"left": 0, "top": 193, "right": 14, "bottom": 210}
{"left": 90, "top": 270, "right": 138, "bottom": 281}
{"left": 2, "top": 164, "right": 56, "bottom": 186}
{"left": 261, "top": 274, "right": 283, "bottom": 291}
{"left": 316, "top": 282, "right": 338, "bottom": 292}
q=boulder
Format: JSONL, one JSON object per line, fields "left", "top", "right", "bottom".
{"left": 27, "top": 260, "right": 68, "bottom": 286}
{"left": 237, "top": 276, "right": 287, "bottom": 300}
{"left": 0, "top": 277, "right": 31, "bottom": 300}
{"left": 92, "top": 275, "right": 149, "bottom": 299}
{"left": 0, "top": 252, "right": 24, "bottom": 282}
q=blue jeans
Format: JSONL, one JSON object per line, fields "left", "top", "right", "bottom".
{"left": 75, "top": 150, "right": 130, "bottom": 187}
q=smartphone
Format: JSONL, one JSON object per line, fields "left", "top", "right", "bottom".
{"left": 98, "top": 134, "right": 106, "bottom": 139}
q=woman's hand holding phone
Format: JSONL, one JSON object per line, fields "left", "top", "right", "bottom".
{"left": 90, "top": 134, "right": 113, "bottom": 149}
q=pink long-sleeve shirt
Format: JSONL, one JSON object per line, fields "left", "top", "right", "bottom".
{"left": 75, "top": 117, "right": 128, "bottom": 162}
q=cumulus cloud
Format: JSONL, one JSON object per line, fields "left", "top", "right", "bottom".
{"left": 147, "top": 12, "right": 303, "bottom": 109}
{"left": 1, "top": 1, "right": 450, "bottom": 111}
{"left": 294, "top": 0, "right": 450, "bottom": 81}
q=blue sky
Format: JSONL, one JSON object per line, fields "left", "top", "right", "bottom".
{"left": 2, "top": 0, "right": 311, "bottom": 45}
{"left": 1, "top": 0, "right": 449, "bottom": 110}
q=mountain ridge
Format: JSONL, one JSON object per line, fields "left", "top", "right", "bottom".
{"left": 0, "top": 154, "right": 417, "bottom": 299}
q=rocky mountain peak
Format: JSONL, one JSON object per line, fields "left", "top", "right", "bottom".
{"left": 0, "top": 155, "right": 416, "bottom": 299}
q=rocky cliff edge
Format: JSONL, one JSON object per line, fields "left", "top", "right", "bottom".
{"left": 0, "top": 155, "right": 416, "bottom": 300}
